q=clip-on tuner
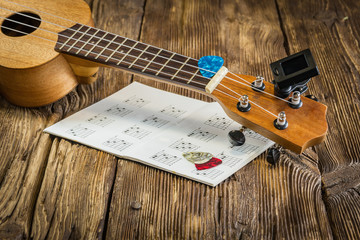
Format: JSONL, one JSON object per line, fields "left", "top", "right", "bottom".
{"left": 228, "top": 49, "right": 320, "bottom": 164}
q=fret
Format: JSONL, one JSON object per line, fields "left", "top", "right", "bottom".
{"left": 59, "top": 24, "right": 84, "bottom": 50}
{"left": 116, "top": 42, "right": 139, "bottom": 66}
{"left": 171, "top": 57, "right": 191, "bottom": 80}
{"left": 142, "top": 49, "right": 162, "bottom": 72}
{"left": 128, "top": 45, "right": 150, "bottom": 69}
{"left": 84, "top": 32, "right": 108, "bottom": 57}
{"left": 95, "top": 34, "right": 118, "bottom": 59}
{"left": 187, "top": 69, "right": 199, "bottom": 84}
{"left": 105, "top": 37, "right": 128, "bottom": 62}
{"left": 57, "top": 24, "right": 210, "bottom": 92}
{"left": 76, "top": 29, "right": 100, "bottom": 54}
{"left": 67, "top": 26, "right": 92, "bottom": 52}
{"left": 156, "top": 52, "right": 176, "bottom": 76}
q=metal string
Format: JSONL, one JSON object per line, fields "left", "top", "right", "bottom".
{"left": 0, "top": 24, "right": 209, "bottom": 88}
{"left": 1, "top": 1, "right": 292, "bottom": 104}
{"left": 1, "top": 23, "right": 281, "bottom": 120}
{"left": 0, "top": 7, "right": 284, "bottom": 119}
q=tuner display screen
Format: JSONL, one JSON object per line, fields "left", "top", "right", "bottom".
{"left": 281, "top": 54, "right": 308, "bottom": 75}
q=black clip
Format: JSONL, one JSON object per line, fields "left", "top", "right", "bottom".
{"left": 270, "top": 49, "right": 319, "bottom": 98}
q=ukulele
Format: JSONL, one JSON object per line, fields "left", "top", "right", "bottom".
{"left": 0, "top": 0, "right": 327, "bottom": 154}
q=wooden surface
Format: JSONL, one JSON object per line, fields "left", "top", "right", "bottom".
{"left": 0, "top": 0, "right": 359, "bottom": 239}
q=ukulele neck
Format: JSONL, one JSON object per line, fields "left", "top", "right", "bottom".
{"left": 55, "top": 23, "right": 210, "bottom": 92}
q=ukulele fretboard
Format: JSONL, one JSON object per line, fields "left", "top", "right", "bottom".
{"left": 55, "top": 24, "right": 210, "bottom": 91}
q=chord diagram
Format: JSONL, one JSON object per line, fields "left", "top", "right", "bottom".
{"left": 142, "top": 115, "right": 169, "bottom": 128}
{"left": 244, "top": 129, "right": 268, "bottom": 143}
{"left": 103, "top": 137, "right": 132, "bottom": 152}
{"left": 191, "top": 168, "right": 223, "bottom": 180}
{"left": 123, "top": 125, "right": 152, "bottom": 139}
{"left": 105, "top": 105, "right": 133, "bottom": 117}
{"left": 159, "top": 105, "right": 186, "bottom": 118}
{"left": 232, "top": 143, "right": 260, "bottom": 154}
{"left": 86, "top": 114, "right": 114, "bottom": 127}
{"left": 169, "top": 139, "right": 199, "bottom": 152}
{"left": 123, "top": 96, "right": 149, "bottom": 108}
{"left": 150, "top": 151, "right": 181, "bottom": 166}
{"left": 216, "top": 152, "right": 243, "bottom": 167}
{"left": 187, "top": 128, "right": 217, "bottom": 142}
{"left": 66, "top": 126, "right": 95, "bottom": 138}
{"left": 204, "top": 114, "right": 232, "bottom": 130}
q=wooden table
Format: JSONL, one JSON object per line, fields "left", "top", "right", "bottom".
{"left": 1, "top": 0, "right": 359, "bottom": 239}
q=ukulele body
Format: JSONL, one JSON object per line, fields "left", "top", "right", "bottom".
{"left": 0, "top": 0, "right": 98, "bottom": 107}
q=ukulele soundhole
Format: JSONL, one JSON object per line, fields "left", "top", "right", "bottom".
{"left": 1, "top": 12, "right": 41, "bottom": 37}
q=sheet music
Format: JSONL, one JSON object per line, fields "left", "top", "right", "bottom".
{"left": 44, "top": 82, "right": 274, "bottom": 186}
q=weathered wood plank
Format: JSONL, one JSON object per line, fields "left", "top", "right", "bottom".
{"left": 30, "top": 139, "right": 117, "bottom": 239}
{"left": 276, "top": 0, "right": 360, "bottom": 238}
{"left": 0, "top": 101, "right": 53, "bottom": 239}
{"left": 105, "top": 0, "right": 332, "bottom": 238}
{"left": 27, "top": 0, "right": 146, "bottom": 239}
{"left": 276, "top": 0, "right": 360, "bottom": 171}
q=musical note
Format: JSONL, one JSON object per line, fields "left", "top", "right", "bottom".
{"left": 105, "top": 105, "right": 133, "bottom": 117}
{"left": 102, "top": 136, "right": 132, "bottom": 151}
{"left": 159, "top": 105, "right": 186, "bottom": 118}
{"left": 123, "top": 125, "right": 152, "bottom": 139}
{"left": 86, "top": 114, "right": 114, "bottom": 127}
{"left": 142, "top": 115, "right": 169, "bottom": 128}
{"left": 123, "top": 96, "right": 149, "bottom": 108}
{"left": 216, "top": 152, "right": 243, "bottom": 167}
{"left": 169, "top": 139, "right": 199, "bottom": 152}
{"left": 187, "top": 128, "right": 217, "bottom": 142}
{"left": 66, "top": 125, "right": 95, "bottom": 138}
{"left": 150, "top": 151, "right": 181, "bottom": 166}
{"left": 191, "top": 168, "right": 223, "bottom": 180}
{"left": 204, "top": 114, "right": 233, "bottom": 130}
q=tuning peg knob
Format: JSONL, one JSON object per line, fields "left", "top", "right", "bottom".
{"left": 273, "top": 111, "right": 288, "bottom": 130}
{"left": 228, "top": 129, "right": 246, "bottom": 146}
{"left": 251, "top": 75, "right": 266, "bottom": 92}
{"left": 266, "top": 147, "right": 280, "bottom": 165}
{"left": 237, "top": 95, "right": 251, "bottom": 112}
{"left": 288, "top": 91, "right": 303, "bottom": 109}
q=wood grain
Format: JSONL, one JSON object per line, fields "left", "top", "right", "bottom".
{"left": 30, "top": 139, "right": 117, "bottom": 239}
{"left": 0, "top": 0, "right": 358, "bottom": 239}
{"left": 276, "top": 0, "right": 360, "bottom": 238}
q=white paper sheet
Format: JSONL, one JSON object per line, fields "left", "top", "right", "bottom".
{"left": 44, "top": 82, "right": 274, "bottom": 186}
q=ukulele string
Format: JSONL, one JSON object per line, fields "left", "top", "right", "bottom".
{"left": 0, "top": 9, "right": 211, "bottom": 79}
{"left": 0, "top": 7, "right": 288, "bottom": 120}
{"left": 218, "top": 83, "right": 278, "bottom": 118}
{"left": 0, "top": 2, "right": 211, "bottom": 74}
{"left": 1, "top": 23, "right": 280, "bottom": 119}
{"left": 0, "top": 2, "right": 292, "bottom": 104}
{"left": 0, "top": 24, "right": 209, "bottom": 87}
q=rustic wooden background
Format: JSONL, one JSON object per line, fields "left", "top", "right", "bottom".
{"left": 1, "top": 0, "right": 359, "bottom": 239}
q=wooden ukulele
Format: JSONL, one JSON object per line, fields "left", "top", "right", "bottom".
{"left": 0, "top": 0, "right": 327, "bottom": 153}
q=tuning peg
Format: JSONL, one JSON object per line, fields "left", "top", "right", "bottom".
{"left": 273, "top": 111, "right": 288, "bottom": 130}
{"left": 288, "top": 91, "right": 303, "bottom": 109}
{"left": 237, "top": 95, "right": 251, "bottom": 112}
{"left": 228, "top": 127, "right": 246, "bottom": 146}
{"left": 251, "top": 75, "right": 266, "bottom": 92}
{"left": 266, "top": 147, "right": 281, "bottom": 165}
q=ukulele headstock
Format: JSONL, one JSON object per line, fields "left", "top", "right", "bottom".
{"left": 209, "top": 69, "right": 327, "bottom": 154}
